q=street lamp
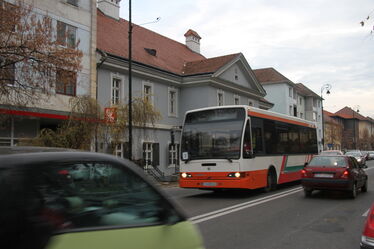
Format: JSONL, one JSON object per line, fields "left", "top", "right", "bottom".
{"left": 320, "top": 84, "right": 332, "bottom": 151}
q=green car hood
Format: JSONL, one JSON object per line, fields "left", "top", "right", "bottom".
{"left": 46, "top": 221, "right": 205, "bottom": 249}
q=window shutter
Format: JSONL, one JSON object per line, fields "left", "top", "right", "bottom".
{"left": 168, "top": 143, "right": 172, "bottom": 165}
{"left": 124, "top": 142, "right": 130, "bottom": 159}
{"left": 142, "top": 143, "right": 146, "bottom": 166}
{"left": 152, "top": 143, "right": 160, "bottom": 167}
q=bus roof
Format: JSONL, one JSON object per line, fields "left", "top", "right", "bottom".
{"left": 184, "top": 105, "right": 316, "bottom": 128}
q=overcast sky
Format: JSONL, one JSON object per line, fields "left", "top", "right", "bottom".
{"left": 119, "top": 0, "right": 374, "bottom": 117}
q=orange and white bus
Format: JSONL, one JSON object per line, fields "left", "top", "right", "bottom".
{"left": 179, "top": 105, "right": 318, "bottom": 191}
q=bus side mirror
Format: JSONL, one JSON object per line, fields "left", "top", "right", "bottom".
{"left": 304, "top": 162, "right": 308, "bottom": 168}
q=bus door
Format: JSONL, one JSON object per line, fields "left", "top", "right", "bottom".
{"left": 249, "top": 117, "right": 265, "bottom": 155}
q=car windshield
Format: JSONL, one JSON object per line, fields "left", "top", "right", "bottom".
{"left": 308, "top": 156, "right": 347, "bottom": 167}
{"left": 320, "top": 151, "right": 341, "bottom": 155}
{"left": 345, "top": 152, "right": 361, "bottom": 157}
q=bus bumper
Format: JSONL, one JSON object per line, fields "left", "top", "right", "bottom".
{"left": 179, "top": 177, "right": 265, "bottom": 190}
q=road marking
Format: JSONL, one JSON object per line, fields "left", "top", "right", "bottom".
{"left": 190, "top": 187, "right": 302, "bottom": 224}
{"left": 364, "top": 167, "right": 374, "bottom": 171}
{"left": 363, "top": 209, "right": 370, "bottom": 217}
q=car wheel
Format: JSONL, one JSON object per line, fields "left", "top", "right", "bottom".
{"left": 304, "top": 188, "right": 313, "bottom": 197}
{"left": 362, "top": 180, "right": 368, "bottom": 193}
{"left": 350, "top": 182, "right": 357, "bottom": 199}
{"left": 264, "top": 169, "right": 277, "bottom": 192}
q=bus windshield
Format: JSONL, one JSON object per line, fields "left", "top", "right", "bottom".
{"left": 181, "top": 108, "right": 245, "bottom": 161}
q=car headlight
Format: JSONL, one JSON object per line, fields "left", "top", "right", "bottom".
{"left": 357, "top": 158, "right": 362, "bottom": 162}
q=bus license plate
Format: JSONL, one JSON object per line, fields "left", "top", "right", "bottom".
{"left": 202, "top": 182, "right": 217, "bottom": 186}
{"left": 314, "top": 173, "right": 333, "bottom": 178}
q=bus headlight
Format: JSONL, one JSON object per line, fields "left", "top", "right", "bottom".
{"left": 228, "top": 172, "right": 242, "bottom": 178}
{"left": 180, "top": 172, "right": 192, "bottom": 178}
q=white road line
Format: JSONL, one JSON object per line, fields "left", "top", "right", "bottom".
{"left": 190, "top": 187, "right": 303, "bottom": 224}
{"left": 363, "top": 209, "right": 370, "bottom": 217}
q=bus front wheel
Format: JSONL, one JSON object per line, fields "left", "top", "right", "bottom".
{"left": 264, "top": 168, "right": 277, "bottom": 192}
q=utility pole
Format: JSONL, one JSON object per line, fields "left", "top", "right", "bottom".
{"left": 128, "top": 0, "right": 133, "bottom": 160}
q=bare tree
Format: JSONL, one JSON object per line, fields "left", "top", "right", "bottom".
{"left": 22, "top": 96, "right": 162, "bottom": 153}
{"left": 0, "top": 0, "right": 82, "bottom": 106}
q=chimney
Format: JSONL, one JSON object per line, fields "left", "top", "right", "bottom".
{"left": 97, "top": 0, "right": 121, "bottom": 20}
{"left": 184, "top": 29, "right": 201, "bottom": 54}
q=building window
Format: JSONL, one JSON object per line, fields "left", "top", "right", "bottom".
{"left": 143, "top": 81, "right": 153, "bottom": 104}
{"left": 317, "top": 100, "right": 321, "bottom": 107}
{"left": 317, "top": 115, "right": 321, "bottom": 122}
{"left": 299, "top": 97, "right": 302, "bottom": 105}
{"left": 168, "top": 88, "right": 178, "bottom": 117}
{"left": 115, "top": 142, "right": 129, "bottom": 159}
{"left": 169, "top": 143, "right": 179, "bottom": 166}
{"left": 289, "top": 87, "right": 293, "bottom": 98}
{"left": 66, "top": 0, "right": 78, "bottom": 7}
{"left": 143, "top": 142, "right": 159, "bottom": 169}
{"left": 313, "top": 112, "right": 317, "bottom": 121}
{"left": 300, "top": 112, "right": 303, "bottom": 119}
{"left": 289, "top": 105, "right": 293, "bottom": 115}
{"left": 111, "top": 77, "right": 121, "bottom": 105}
{"left": 0, "top": 58, "right": 15, "bottom": 85}
{"left": 293, "top": 89, "right": 297, "bottom": 99}
{"left": 217, "top": 89, "right": 224, "bottom": 106}
{"left": 234, "top": 95, "right": 240, "bottom": 105}
{"left": 248, "top": 101, "right": 253, "bottom": 106}
{"left": 56, "top": 69, "right": 76, "bottom": 96}
{"left": 57, "top": 21, "right": 77, "bottom": 48}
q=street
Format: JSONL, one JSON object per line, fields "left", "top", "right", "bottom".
{"left": 163, "top": 160, "right": 374, "bottom": 249}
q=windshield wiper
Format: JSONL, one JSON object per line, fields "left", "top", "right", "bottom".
{"left": 225, "top": 158, "right": 233, "bottom": 163}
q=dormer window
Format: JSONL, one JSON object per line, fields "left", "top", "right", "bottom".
{"left": 144, "top": 48, "right": 157, "bottom": 56}
{"left": 67, "top": 0, "right": 78, "bottom": 7}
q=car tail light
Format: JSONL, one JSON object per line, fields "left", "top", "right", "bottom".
{"left": 341, "top": 170, "right": 349, "bottom": 179}
{"left": 301, "top": 169, "right": 307, "bottom": 177}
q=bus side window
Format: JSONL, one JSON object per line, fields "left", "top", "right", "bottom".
{"left": 243, "top": 121, "right": 252, "bottom": 158}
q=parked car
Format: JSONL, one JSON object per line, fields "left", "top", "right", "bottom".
{"left": 361, "top": 203, "right": 374, "bottom": 249}
{"left": 345, "top": 151, "right": 366, "bottom": 166}
{"left": 0, "top": 147, "right": 205, "bottom": 249}
{"left": 362, "top": 151, "right": 370, "bottom": 160}
{"left": 367, "top": 151, "right": 374, "bottom": 160}
{"left": 301, "top": 155, "right": 368, "bottom": 198}
{"left": 320, "top": 150, "right": 344, "bottom": 156}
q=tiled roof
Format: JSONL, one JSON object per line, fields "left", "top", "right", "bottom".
{"left": 183, "top": 53, "right": 239, "bottom": 75}
{"left": 333, "top": 106, "right": 367, "bottom": 120}
{"left": 323, "top": 110, "right": 334, "bottom": 116}
{"left": 184, "top": 29, "right": 201, "bottom": 39}
{"left": 97, "top": 10, "right": 206, "bottom": 75}
{"left": 295, "top": 83, "right": 321, "bottom": 99}
{"left": 324, "top": 110, "right": 340, "bottom": 124}
{"left": 253, "top": 67, "right": 294, "bottom": 85}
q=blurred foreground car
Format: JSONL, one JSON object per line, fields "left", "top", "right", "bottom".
{"left": 361, "top": 203, "right": 374, "bottom": 249}
{"left": 345, "top": 151, "right": 366, "bottom": 167}
{"left": 320, "top": 150, "right": 344, "bottom": 156}
{"left": 0, "top": 147, "right": 205, "bottom": 249}
{"left": 301, "top": 155, "right": 368, "bottom": 198}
